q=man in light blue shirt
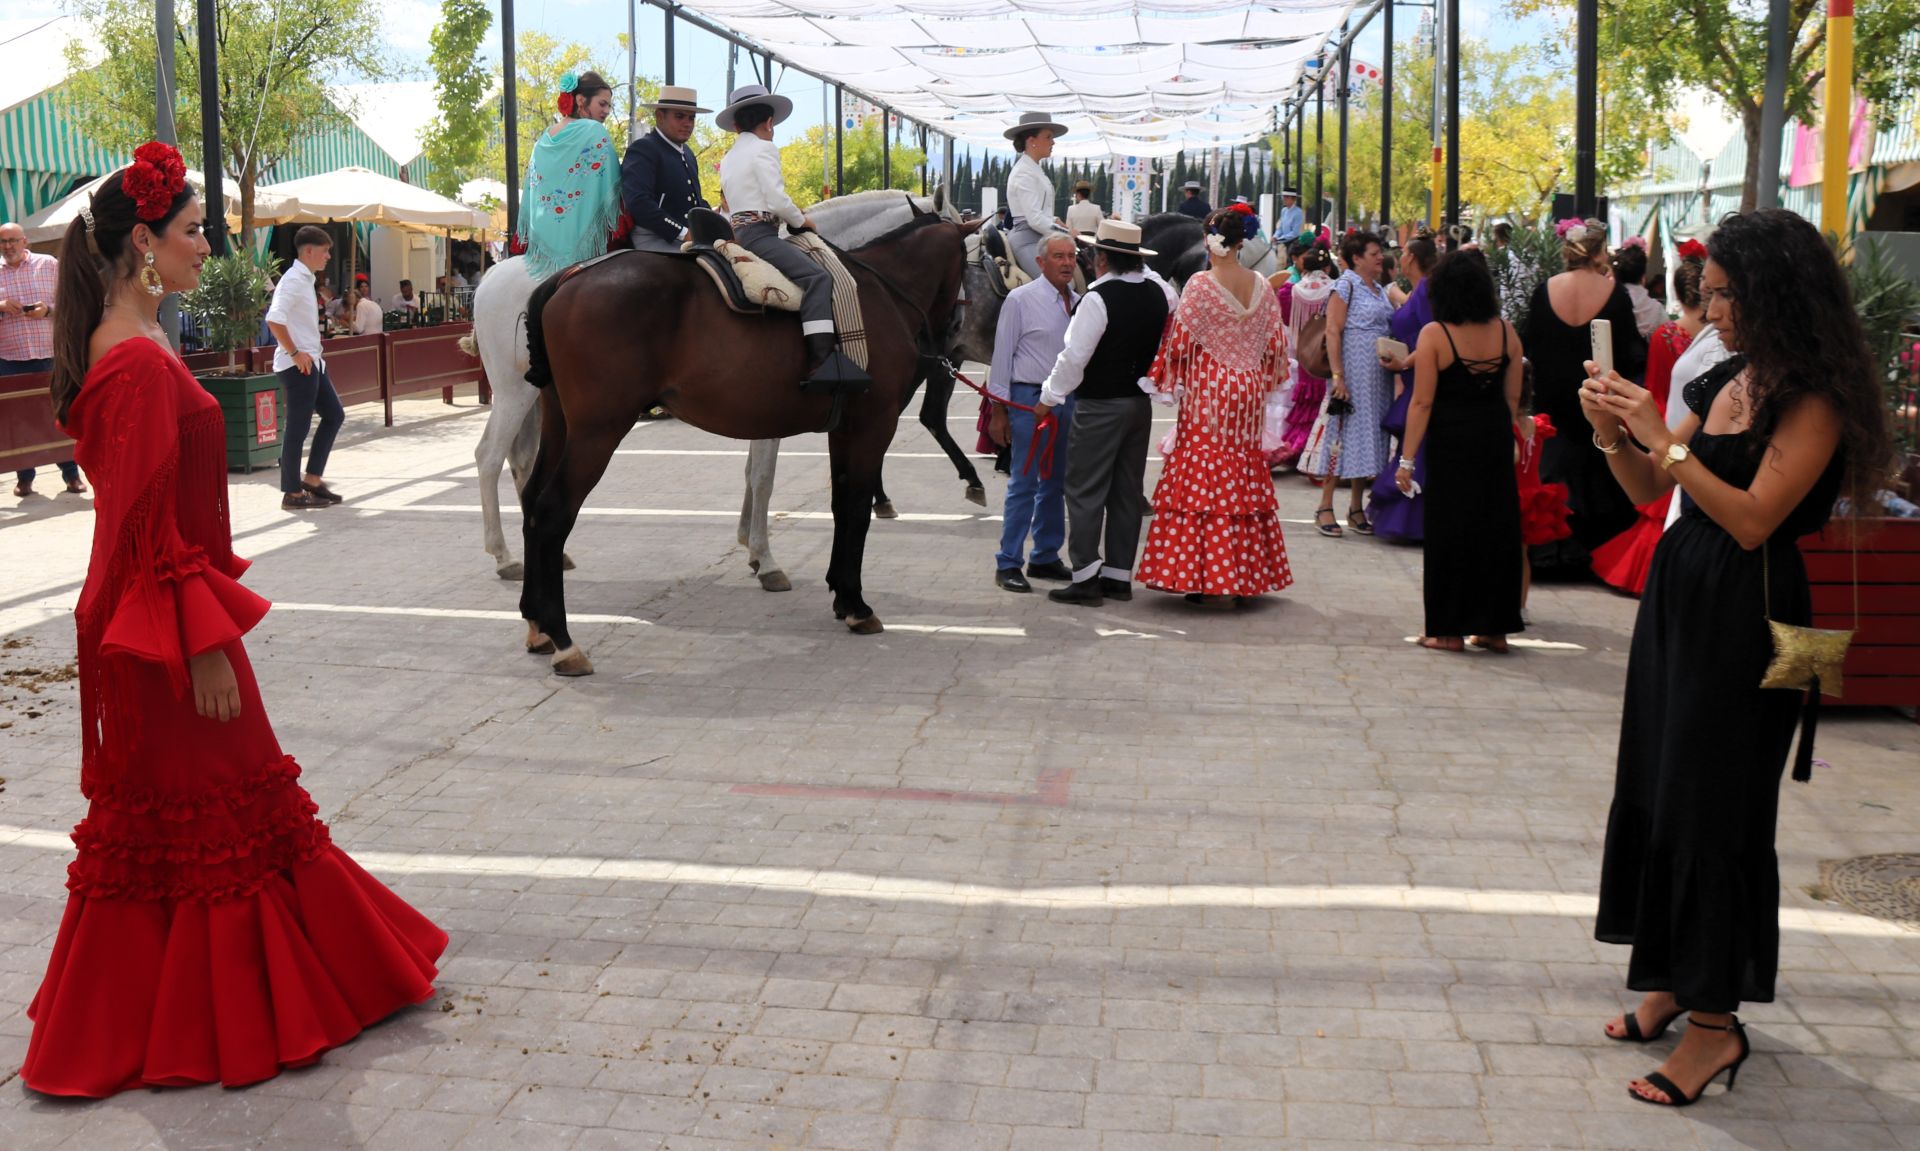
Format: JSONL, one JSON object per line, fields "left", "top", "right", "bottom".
{"left": 1276, "top": 188, "right": 1305, "bottom": 243}
{"left": 987, "top": 232, "right": 1079, "bottom": 592}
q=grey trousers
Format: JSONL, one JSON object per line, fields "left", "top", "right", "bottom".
{"left": 735, "top": 220, "right": 836, "bottom": 336}
{"left": 1008, "top": 222, "right": 1044, "bottom": 281}
{"left": 1063, "top": 393, "right": 1153, "bottom": 583}
{"left": 629, "top": 229, "right": 684, "bottom": 253}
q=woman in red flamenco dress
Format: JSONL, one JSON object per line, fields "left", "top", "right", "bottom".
{"left": 21, "top": 147, "right": 446, "bottom": 1099}
{"left": 1139, "top": 210, "right": 1293, "bottom": 608}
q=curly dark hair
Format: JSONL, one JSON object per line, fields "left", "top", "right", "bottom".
{"left": 1611, "top": 243, "right": 1649, "bottom": 287}
{"left": 1428, "top": 249, "right": 1500, "bottom": 325}
{"left": 1339, "top": 229, "right": 1381, "bottom": 267}
{"left": 1203, "top": 208, "right": 1247, "bottom": 249}
{"left": 1298, "top": 247, "right": 1334, "bottom": 276}
{"left": 1706, "top": 208, "right": 1889, "bottom": 514}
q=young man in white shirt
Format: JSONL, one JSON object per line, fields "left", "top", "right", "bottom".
{"left": 716, "top": 84, "right": 851, "bottom": 389}
{"left": 265, "top": 226, "right": 344, "bottom": 510}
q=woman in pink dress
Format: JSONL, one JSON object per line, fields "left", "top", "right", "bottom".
{"left": 1268, "top": 245, "right": 1335, "bottom": 474}
{"left": 1139, "top": 210, "right": 1293, "bottom": 608}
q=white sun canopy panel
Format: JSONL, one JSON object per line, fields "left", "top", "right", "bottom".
{"left": 681, "top": 2, "right": 1355, "bottom": 158}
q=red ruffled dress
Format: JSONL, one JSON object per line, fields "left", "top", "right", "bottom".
{"left": 1589, "top": 321, "right": 1691, "bottom": 594}
{"left": 22, "top": 339, "right": 446, "bottom": 1098}
{"left": 1139, "top": 273, "right": 1293, "bottom": 597}
{"left": 1517, "top": 414, "right": 1572, "bottom": 547}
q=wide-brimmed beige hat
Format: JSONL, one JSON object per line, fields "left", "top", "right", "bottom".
{"left": 643, "top": 85, "right": 711, "bottom": 113}
{"left": 1076, "top": 218, "right": 1156, "bottom": 257}
{"left": 716, "top": 84, "right": 793, "bottom": 133}
{"left": 1003, "top": 111, "right": 1069, "bottom": 141}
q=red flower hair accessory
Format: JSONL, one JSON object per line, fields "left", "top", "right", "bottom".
{"left": 124, "top": 141, "right": 188, "bottom": 221}
{"left": 1676, "top": 238, "right": 1708, "bottom": 262}
{"left": 557, "top": 92, "right": 575, "bottom": 116}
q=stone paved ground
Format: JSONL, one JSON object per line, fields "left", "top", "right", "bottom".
{"left": 1, "top": 385, "right": 1917, "bottom": 1151}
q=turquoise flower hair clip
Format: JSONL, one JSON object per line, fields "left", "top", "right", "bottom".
{"left": 558, "top": 71, "right": 579, "bottom": 94}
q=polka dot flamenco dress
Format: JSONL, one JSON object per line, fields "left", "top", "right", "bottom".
{"left": 1139, "top": 272, "right": 1293, "bottom": 598}
{"left": 21, "top": 339, "right": 446, "bottom": 1098}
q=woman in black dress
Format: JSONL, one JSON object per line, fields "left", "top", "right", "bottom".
{"left": 1523, "top": 220, "right": 1647, "bottom": 573}
{"left": 1581, "top": 209, "right": 1889, "bottom": 1107}
{"left": 1393, "top": 250, "right": 1526, "bottom": 651}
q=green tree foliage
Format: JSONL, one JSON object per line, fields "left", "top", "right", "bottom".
{"left": 769, "top": 119, "right": 928, "bottom": 208}
{"left": 61, "top": 0, "right": 392, "bottom": 239}
{"left": 421, "top": 0, "right": 493, "bottom": 199}
{"left": 1508, "top": 0, "right": 1920, "bottom": 211}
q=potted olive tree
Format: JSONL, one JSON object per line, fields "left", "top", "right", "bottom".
{"left": 183, "top": 252, "right": 284, "bottom": 472}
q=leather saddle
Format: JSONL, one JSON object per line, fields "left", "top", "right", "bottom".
{"left": 664, "top": 208, "right": 803, "bottom": 315}
{"left": 970, "top": 221, "right": 1030, "bottom": 300}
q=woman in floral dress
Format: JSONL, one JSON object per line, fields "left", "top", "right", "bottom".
{"left": 1139, "top": 210, "right": 1292, "bottom": 608}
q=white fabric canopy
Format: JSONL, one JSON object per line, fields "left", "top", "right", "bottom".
{"left": 22, "top": 169, "right": 304, "bottom": 244}
{"left": 681, "top": 2, "right": 1354, "bottom": 157}
{"left": 255, "top": 167, "right": 491, "bottom": 233}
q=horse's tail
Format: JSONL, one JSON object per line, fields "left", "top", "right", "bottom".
{"left": 523, "top": 271, "right": 567, "bottom": 389}
{"left": 456, "top": 333, "right": 478, "bottom": 358}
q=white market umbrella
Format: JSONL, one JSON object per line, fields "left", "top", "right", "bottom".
{"left": 257, "top": 166, "right": 491, "bottom": 234}
{"left": 21, "top": 169, "right": 303, "bottom": 244}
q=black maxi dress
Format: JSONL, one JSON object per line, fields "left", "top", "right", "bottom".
{"left": 1595, "top": 358, "right": 1842, "bottom": 1012}
{"left": 1522, "top": 280, "right": 1648, "bottom": 572}
{"left": 1423, "top": 325, "right": 1525, "bottom": 639}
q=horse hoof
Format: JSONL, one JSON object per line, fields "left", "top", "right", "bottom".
{"left": 873, "top": 501, "right": 899, "bottom": 520}
{"left": 551, "top": 646, "right": 595, "bottom": 676}
{"left": 497, "top": 561, "right": 525, "bottom": 581}
{"left": 844, "top": 615, "right": 884, "bottom": 636}
{"left": 527, "top": 638, "right": 556, "bottom": 655}
{"left": 965, "top": 484, "right": 987, "bottom": 507}
{"left": 758, "top": 570, "right": 792, "bottom": 592}
{"left": 561, "top": 553, "right": 577, "bottom": 571}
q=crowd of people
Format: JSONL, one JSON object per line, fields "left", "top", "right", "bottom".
{"left": 9, "top": 82, "right": 1898, "bottom": 1114}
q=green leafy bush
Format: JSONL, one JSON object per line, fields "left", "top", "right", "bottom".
{"left": 183, "top": 252, "right": 280, "bottom": 368}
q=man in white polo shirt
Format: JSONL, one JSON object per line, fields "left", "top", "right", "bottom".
{"left": 265, "top": 226, "right": 344, "bottom": 510}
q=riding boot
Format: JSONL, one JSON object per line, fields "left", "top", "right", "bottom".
{"left": 802, "top": 333, "right": 872, "bottom": 396}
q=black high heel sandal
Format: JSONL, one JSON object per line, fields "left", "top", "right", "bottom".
{"left": 1607, "top": 1003, "right": 1685, "bottom": 1043}
{"left": 1631, "top": 1015, "right": 1749, "bottom": 1107}
{"left": 1314, "top": 508, "right": 1343, "bottom": 538}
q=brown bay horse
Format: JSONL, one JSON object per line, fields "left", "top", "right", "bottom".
{"left": 517, "top": 209, "right": 981, "bottom": 675}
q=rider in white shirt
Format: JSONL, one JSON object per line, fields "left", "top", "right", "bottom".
{"left": 1065, "top": 180, "right": 1104, "bottom": 237}
{"left": 716, "top": 84, "right": 845, "bottom": 386}
{"left": 1004, "top": 112, "right": 1068, "bottom": 281}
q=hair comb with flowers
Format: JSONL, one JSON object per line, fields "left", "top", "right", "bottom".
{"left": 123, "top": 141, "right": 188, "bottom": 222}
{"left": 557, "top": 71, "right": 579, "bottom": 117}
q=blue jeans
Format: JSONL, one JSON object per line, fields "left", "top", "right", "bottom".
{"left": 995, "top": 384, "right": 1074, "bottom": 571}
{"left": 2, "top": 357, "right": 77, "bottom": 485}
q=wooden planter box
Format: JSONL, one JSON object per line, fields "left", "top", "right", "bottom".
{"left": 1800, "top": 517, "right": 1920, "bottom": 709}
{"left": 194, "top": 371, "right": 285, "bottom": 473}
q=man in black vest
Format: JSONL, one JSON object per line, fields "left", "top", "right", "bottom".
{"left": 1036, "top": 219, "right": 1176, "bottom": 606}
{"left": 1176, "top": 180, "right": 1212, "bottom": 220}
{"left": 621, "top": 86, "right": 712, "bottom": 253}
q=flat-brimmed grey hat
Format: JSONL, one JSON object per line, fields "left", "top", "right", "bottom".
{"left": 1181, "top": 180, "right": 1202, "bottom": 192}
{"left": 1003, "top": 111, "right": 1069, "bottom": 141}
{"left": 1076, "top": 218, "right": 1157, "bottom": 257}
{"left": 644, "top": 85, "right": 711, "bottom": 113}
{"left": 716, "top": 84, "right": 793, "bottom": 133}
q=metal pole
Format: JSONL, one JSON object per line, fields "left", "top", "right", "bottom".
{"left": 1445, "top": 0, "right": 1460, "bottom": 229}
{"left": 502, "top": 0, "right": 519, "bottom": 237}
{"left": 1820, "top": 0, "right": 1853, "bottom": 237}
{"left": 1574, "top": 0, "right": 1597, "bottom": 217}
{"left": 663, "top": 4, "right": 675, "bottom": 86}
{"left": 834, "top": 86, "right": 845, "bottom": 194}
{"left": 1381, "top": 0, "right": 1394, "bottom": 231}
{"left": 1755, "top": 0, "right": 1789, "bottom": 210}
{"left": 1337, "top": 38, "right": 1350, "bottom": 230}
{"left": 882, "top": 111, "right": 891, "bottom": 189}
{"left": 1314, "top": 67, "right": 1325, "bottom": 226}
{"left": 727, "top": 43, "right": 737, "bottom": 103}
{"left": 156, "top": 0, "right": 180, "bottom": 345}
{"left": 193, "top": 0, "right": 227, "bottom": 256}
{"left": 1281, "top": 102, "right": 1292, "bottom": 198}
{"left": 1296, "top": 93, "right": 1306, "bottom": 220}
{"left": 627, "top": 0, "right": 637, "bottom": 136}
{"left": 1429, "top": 0, "right": 1443, "bottom": 229}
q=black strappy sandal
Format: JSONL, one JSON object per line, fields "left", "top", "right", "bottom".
{"left": 1315, "top": 508, "right": 1343, "bottom": 538}
{"left": 1607, "top": 1003, "right": 1685, "bottom": 1044}
{"left": 1347, "top": 510, "right": 1374, "bottom": 536}
{"left": 1631, "top": 1016, "right": 1749, "bottom": 1107}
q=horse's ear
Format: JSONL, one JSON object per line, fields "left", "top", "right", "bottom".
{"left": 958, "top": 218, "right": 986, "bottom": 236}
{"left": 907, "top": 194, "right": 926, "bottom": 219}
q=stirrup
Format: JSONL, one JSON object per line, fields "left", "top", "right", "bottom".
{"left": 801, "top": 348, "right": 872, "bottom": 396}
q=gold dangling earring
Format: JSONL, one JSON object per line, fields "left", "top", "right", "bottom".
{"left": 141, "top": 250, "right": 164, "bottom": 297}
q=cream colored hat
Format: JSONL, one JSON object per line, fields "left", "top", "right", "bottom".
{"left": 644, "top": 85, "right": 711, "bottom": 113}
{"left": 1076, "top": 218, "right": 1156, "bottom": 257}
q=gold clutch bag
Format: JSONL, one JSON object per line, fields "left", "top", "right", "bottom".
{"left": 1758, "top": 542, "right": 1855, "bottom": 782}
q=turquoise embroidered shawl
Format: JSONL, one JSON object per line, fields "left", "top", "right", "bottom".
{"left": 516, "top": 118, "right": 621, "bottom": 278}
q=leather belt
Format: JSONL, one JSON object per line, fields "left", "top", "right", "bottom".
{"left": 729, "top": 211, "right": 776, "bottom": 227}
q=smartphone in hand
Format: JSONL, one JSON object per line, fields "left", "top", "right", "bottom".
{"left": 1589, "top": 318, "right": 1614, "bottom": 378}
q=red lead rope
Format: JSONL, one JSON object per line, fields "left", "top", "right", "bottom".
{"left": 943, "top": 362, "right": 1060, "bottom": 480}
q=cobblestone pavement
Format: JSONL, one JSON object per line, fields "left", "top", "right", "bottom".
{"left": 1, "top": 387, "right": 1917, "bottom": 1151}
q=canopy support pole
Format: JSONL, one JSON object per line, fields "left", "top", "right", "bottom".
{"left": 1574, "top": 0, "right": 1596, "bottom": 217}
{"left": 195, "top": 0, "right": 227, "bottom": 256}
{"left": 882, "top": 113, "right": 891, "bottom": 189}
{"left": 627, "top": 0, "right": 637, "bottom": 138}
{"left": 1381, "top": 0, "right": 1394, "bottom": 232}
{"left": 157, "top": 0, "right": 181, "bottom": 345}
{"left": 663, "top": 4, "right": 675, "bottom": 86}
{"left": 1337, "top": 35, "right": 1350, "bottom": 231}
{"left": 1756, "top": 0, "right": 1789, "bottom": 210}
{"left": 834, "top": 86, "right": 845, "bottom": 195}
{"left": 502, "top": 0, "right": 519, "bottom": 238}
{"left": 1314, "top": 68, "right": 1325, "bottom": 227}
{"left": 1445, "top": 0, "right": 1460, "bottom": 231}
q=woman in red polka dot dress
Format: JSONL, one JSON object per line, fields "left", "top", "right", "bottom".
{"left": 1139, "top": 210, "right": 1293, "bottom": 608}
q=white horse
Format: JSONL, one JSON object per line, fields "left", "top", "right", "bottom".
{"left": 466, "top": 190, "right": 955, "bottom": 587}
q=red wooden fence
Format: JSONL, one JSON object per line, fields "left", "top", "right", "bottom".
{"left": 1801, "top": 518, "right": 1920, "bottom": 709}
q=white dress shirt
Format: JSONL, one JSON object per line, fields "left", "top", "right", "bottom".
{"left": 1006, "top": 154, "right": 1055, "bottom": 233}
{"left": 265, "top": 259, "right": 324, "bottom": 373}
{"left": 352, "top": 297, "right": 384, "bottom": 335}
{"left": 987, "top": 278, "right": 1076, "bottom": 400}
{"left": 1039, "top": 269, "right": 1180, "bottom": 408}
{"left": 1662, "top": 324, "right": 1732, "bottom": 529}
{"left": 1065, "top": 199, "right": 1104, "bottom": 236}
{"left": 1625, "top": 283, "right": 1667, "bottom": 339}
{"left": 719, "top": 133, "right": 806, "bottom": 229}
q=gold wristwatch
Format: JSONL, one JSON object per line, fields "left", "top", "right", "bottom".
{"left": 1658, "top": 442, "right": 1691, "bottom": 472}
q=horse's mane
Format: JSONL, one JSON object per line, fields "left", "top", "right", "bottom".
{"left": 853, "top": 211, "right": 946, "bottom": 252}
{"left": 809, "top": 190, "right": 936, "bottom": 249}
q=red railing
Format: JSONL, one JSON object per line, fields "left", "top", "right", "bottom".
{"left": 0, "top": 322, "right": 489, "bottom": 473}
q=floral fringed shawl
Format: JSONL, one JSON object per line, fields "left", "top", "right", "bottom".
{"left": 516, "top": 117, "right": 622, "bottom": 278}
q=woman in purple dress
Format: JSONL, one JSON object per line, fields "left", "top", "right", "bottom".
{"left": 1368, "top": 236, "right": 1438, "bottom": 541}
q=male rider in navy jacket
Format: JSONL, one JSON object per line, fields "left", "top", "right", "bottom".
{"left": 621, "top": 86, "right": 712, "bottom": 252}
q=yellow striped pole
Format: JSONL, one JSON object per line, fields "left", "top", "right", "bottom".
{"left": 1821, "top": 0, "right": 1854, "bottom": 239}
{"left": 1429, "top": 146, "right": 1443, "bottom": 230}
